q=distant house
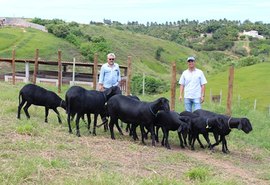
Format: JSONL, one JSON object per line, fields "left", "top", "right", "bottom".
{"left": 242, "top": 30, "right": 264, "bottom": 39}
{"left": 1, "top": 17, "right": 47, "bottom": 32}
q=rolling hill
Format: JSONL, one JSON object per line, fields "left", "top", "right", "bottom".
{"left": 0, "top": 25, "right": 269, "bottom": 112}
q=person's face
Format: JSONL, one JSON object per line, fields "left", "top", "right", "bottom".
{"left": 187, "top": 60, "right": 195, "bottom": 68}
{"left": 107, "top": 57, "right": 115, "bottom": 65}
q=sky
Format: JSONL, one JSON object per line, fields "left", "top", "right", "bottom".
{"left": 1, "top": 0, "right": 269, "bottom": 24}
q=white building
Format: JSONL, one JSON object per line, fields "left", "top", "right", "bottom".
{"left": 243, "top": 30, "right": 264, "bottom": 39}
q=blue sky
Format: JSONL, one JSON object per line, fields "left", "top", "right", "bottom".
{"left": 1, "top": 0, "right": 269, "bottom": 24}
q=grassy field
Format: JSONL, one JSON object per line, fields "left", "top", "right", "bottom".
{"left": 0, "top": 81, "right": 269, "bottom": 185}
{"left": 205, "top": 62, "right": 270, "bottom": 112}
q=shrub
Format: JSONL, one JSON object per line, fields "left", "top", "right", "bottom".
{"left": 131, "top": 75, "right": 169, "bottom": 95}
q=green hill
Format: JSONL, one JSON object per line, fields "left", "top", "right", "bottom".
{"left": 0, "top": 27, "right": 83, "bottom": 61}
{"left": 206, "top": 62, "right": 270, "bottom": 111}
{"left": 0, "top": 26, "right": 269, "bottom": 112}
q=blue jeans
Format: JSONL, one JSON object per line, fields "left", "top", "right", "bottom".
{"left": 184, "top": 98, "right": 201, "bottom": 112}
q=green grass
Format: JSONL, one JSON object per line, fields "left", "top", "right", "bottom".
{"left": 206, "top": 62, "right": 270, "bottom": 112}
{"left": 0, "top": 81, "right": 269, "bottom": 185}
{"left": 0, "top": 27, "right": 83, "bottom": 61}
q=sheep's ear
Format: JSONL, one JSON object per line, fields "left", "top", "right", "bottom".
{"left": 177, "top": 125, "right": 182, "bottom": 132}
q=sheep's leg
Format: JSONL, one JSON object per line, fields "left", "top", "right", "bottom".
{"left": 52, "top": 108, "right": 61, "bottom": 123}
{"left": 115, "top": 120, "right": 124, "bottom": 135}
{"left": 188, "top": 132, "right": 192, "bottom": 146}
{"left": 139, "top": 124, "right": 146, "bottom": 145}
{"left": 131, "top": 124, "right": 139, "bottom": 140}
{"left": 75, "top": 114, "right": 81, "bottom": 137}
{"left": 100, "top": 115, "right": 108, "bottom": 132}
{"left": 126, "top": 123, "right": 130, "bottom": 133}
{"left": 196, "top": 135, "right": 205, "bottom": 149}
{"left": 129, "top": 123, "right": 134, "bottom": 137}
{"left": 45, "top": 107, "right": 49, "bottom": 123}
{"left": 17, "top": 99, "right": 26, "bottom": 119}
{"left": 191, "top": 134, "right": 196, "bottom": 150}
{"left": 155, "top": 126, "right": 160, "bottom": 143}
{"left": 160, "top": 126, "right": 165, "bottom": 146}
{"left": 178, "top": 132, "right": 185, "bottom": 148}
{"left": 221, "top": 136, "right": 228, "bottom": 153}
{"left": 93, "top": 114, "right": 98, "bottom": 136}
{"left": 202, "top": 133, "right": 211, "bottom": 149}
{"left": 67, "top": 113, "right": 72, "bottom": 134}
{"left": 87, "top": 113, "right": 91, "bottom": 134}
{"left": 23, "top": 102, "right": 31, "bottom": 119}
{"left": 109, "top": 118, "right": 116, "bottom": 140}
{"left": 182, "top": 131, "right": 188, "bottom": 146}
{"left": 224, "top": 137, "right": 230, "bottom": 153}
{"left": 210, "top": 133, "right": 220, "bottom": 149}
{"left": 165, "top": 130, "right": 171, "bottom": 149}
{"left": 150, "top": 124, "right": 156, "bottom": 147}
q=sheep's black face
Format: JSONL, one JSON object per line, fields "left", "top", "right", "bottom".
{"left": 160, "top": 98, "right": 170, "bottom": 112}
{"left": 241, "top": 118, "right": 253, "bottom": 133}
{"left": 105, "top": 86, "right": 122, "bottom": 100}
{"left": 60, "top": 100, "right": 67, "bottom": 110}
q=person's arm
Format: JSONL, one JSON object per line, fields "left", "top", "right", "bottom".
{"left": 179, "top": 84, "right": 184, "bottom": 102}
{"left": 117, "top": 66, "right": 121, "bottom": 85}
{"left": 201, "top": 84, "right": 205, "bottom": 103}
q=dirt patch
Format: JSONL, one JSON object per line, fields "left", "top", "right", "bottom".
{"left": 177, "top": 146, "right": 269, "bottom": 185}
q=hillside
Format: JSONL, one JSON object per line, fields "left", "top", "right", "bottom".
{"left": 1, "top": 26, "right": 269, "bottom": 110}
{"left": 206, "top": 62, "right": 270, "bottom": 112}
{"left": 0, "top": 25, "right": 230, "bottom": 80}
{"left": 0, "top": 27, "right": 83, "bottom": 61}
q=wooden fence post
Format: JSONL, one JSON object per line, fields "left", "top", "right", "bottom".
{"left": 72, "top": 58, "right": 75, "bottom": 85}
{"left": 93, "top": 53, "right": 98, "bottom": 90}
{"left": 170, "top": 61, "right": 176, "bottom": 111}
{"left": 33, "top": 49, "right": 39, "bottom": 84}
{"left": 254, "top": 99, "right": 257, "bottom": 111}
{"left": 58, "top": 50, "right": 62, "bottom": 93}
{"left": 226, "top": 66, "right": 234, "bottom": 116}
{"left": 12, "top": 49, "right": 16, "bottom": 85}
{"left": 126, "top": 56, "right": 132, "bottom": 96}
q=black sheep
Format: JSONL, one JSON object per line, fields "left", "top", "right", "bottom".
{"left": 17, "top": 84, "right": 66, "bottom": 123}
{"left": 107, "top": 94, "right": 170, "bottom": 146}
{"left": 179, "top": 111, "right": 222, "bottom": 151}
{"left": 193, "top": 109, "right": 252, "bottom": 153}
{"left": 155, "top": 110, "right": 190, "bottom": 149}
{"left": 65, "top": 85, "right": 121, "bottom": 137}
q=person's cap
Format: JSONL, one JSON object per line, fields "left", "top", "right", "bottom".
{"left": 187, "top": 56, "right": 195, "bottom": 62}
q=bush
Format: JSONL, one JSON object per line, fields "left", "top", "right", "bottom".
{"left": 131, "top": 75, "right": 169, "bottom": 95}
{"left": 235, "top": 56, "right": 261, "bottom": 67}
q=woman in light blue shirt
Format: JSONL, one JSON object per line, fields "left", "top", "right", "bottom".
{"left": 179, "top": 56, "right": 207, "bottom": 112}
{"left": 98, "top": 53, "right": 121, "bottom": 91}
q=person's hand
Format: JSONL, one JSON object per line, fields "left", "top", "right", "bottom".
{"left": 201, "top": 96, "right": 205, "bottom": 103}
{"left": 99, "top": 84, "right": 104, "bottom": 91}
{"left": 179, "top": 95, "right": 183, "bottom": 102}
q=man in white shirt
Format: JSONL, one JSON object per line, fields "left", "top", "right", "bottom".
{"left": 179, "top": 56, "right": 207, "bottom": 112}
